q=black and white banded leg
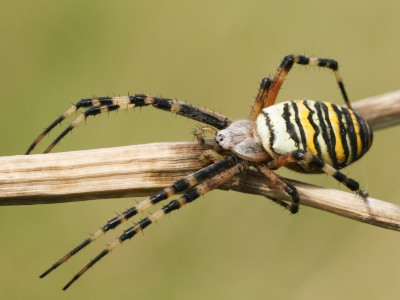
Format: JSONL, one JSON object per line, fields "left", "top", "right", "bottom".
{"left": 249, "top": 55, "right": 351, "bottom": 121}
{"left": 39, "top": 155, "right": 240, "bottom": 279}
{"left": 61, "top": 159, "right": 247, "bottom": 290}
{"left": 26, "top": 95, "right": 232, "bottom": 154}
{"left": 258, "top": 165, "right": 300, "bottom": 214}
{"left": 268, "top": 150, "right": 368, "bottom": 198}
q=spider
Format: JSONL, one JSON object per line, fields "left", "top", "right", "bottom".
{"left": 27, "top": 54, "right": 373, "bottom": 290}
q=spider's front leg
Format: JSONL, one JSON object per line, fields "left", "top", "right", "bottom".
{"left": 62, "top": 157, "right": 247, "bottom": 290}
{"left": 26, "top": 95, "right": 232, "bottom": 154}
{"left": 39, "top": 155, "right": 240, "bottom": 279}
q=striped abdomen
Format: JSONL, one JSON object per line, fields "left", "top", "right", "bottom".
{"left": 256, "top": 100, "right": 373, "bottom": 171}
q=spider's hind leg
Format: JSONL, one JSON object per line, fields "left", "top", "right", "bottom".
{"left": 257, "top": 165, "right": 300, "bottom": 214}
{"left": 268, "top": 150, "right": 368, "bottom": 198}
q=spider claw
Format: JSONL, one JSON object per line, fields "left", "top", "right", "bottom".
{"left": 358, "top": 190, "right": 369, "bottom": 199}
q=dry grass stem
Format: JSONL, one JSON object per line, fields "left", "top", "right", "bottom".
{"left": 1, "top": 90, "right": 400, "bottom": 231}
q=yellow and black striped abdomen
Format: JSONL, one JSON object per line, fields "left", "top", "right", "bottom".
{"left": 256, "top": 100, "right": 373, "bottom": 171}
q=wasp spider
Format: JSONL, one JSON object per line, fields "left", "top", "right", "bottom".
{"left": 27, "top": 55, "right": 373, "bottom": 290}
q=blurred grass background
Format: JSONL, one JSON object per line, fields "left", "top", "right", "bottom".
{"left": 1, "top": 1, "right": 400, "bottom": 299}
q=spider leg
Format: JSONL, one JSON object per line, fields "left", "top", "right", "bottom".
{"left": 25, "top": 97, "right": 128, "bottom": 154}
{"left": 193, "top": 125, "right": 217, "bottom": 143}
{"left": 266, "top": 195, "right": 293, "bottom": 211}
{"left": 26, "top": 95, "right": 232, "bottom": 154}
{"left": 249, "top": 77, "right": 273, "bottom": 121}
{"left": 42, "top": 103, "right": 132, "bottom": 153}
{"left": 249, "top": 54, "right": 351, "bottom": 121}
{"left": 62, "top": 159, "right": 246, "bottom": 290}
{"left": 39, "top": 155, "right": 239, "bottom": 279}
{"left": 268, "top": 150, "right": 368, "bottom": 198}
{"left": 266, "top": 55, "right": 351, "bottom": 109}
{"left": 199, "top": 149, "right": 225, "bottom": 166}
{"left": 257, "top": 165, "right": 300, "bottom": 214}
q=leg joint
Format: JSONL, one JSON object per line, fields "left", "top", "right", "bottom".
{"left": 291, "top": 150, "right": 306, "bottom": 161}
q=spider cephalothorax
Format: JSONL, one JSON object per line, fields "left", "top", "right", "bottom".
{"left": 27, "top": 55, "right": 372, "bottom": 290}
{"left": 215, "top": 120, "right": 269, "bottom": 162}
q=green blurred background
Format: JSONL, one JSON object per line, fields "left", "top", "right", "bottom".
{"left": 1, "top": 1, "right": 400, "bottom": 299}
